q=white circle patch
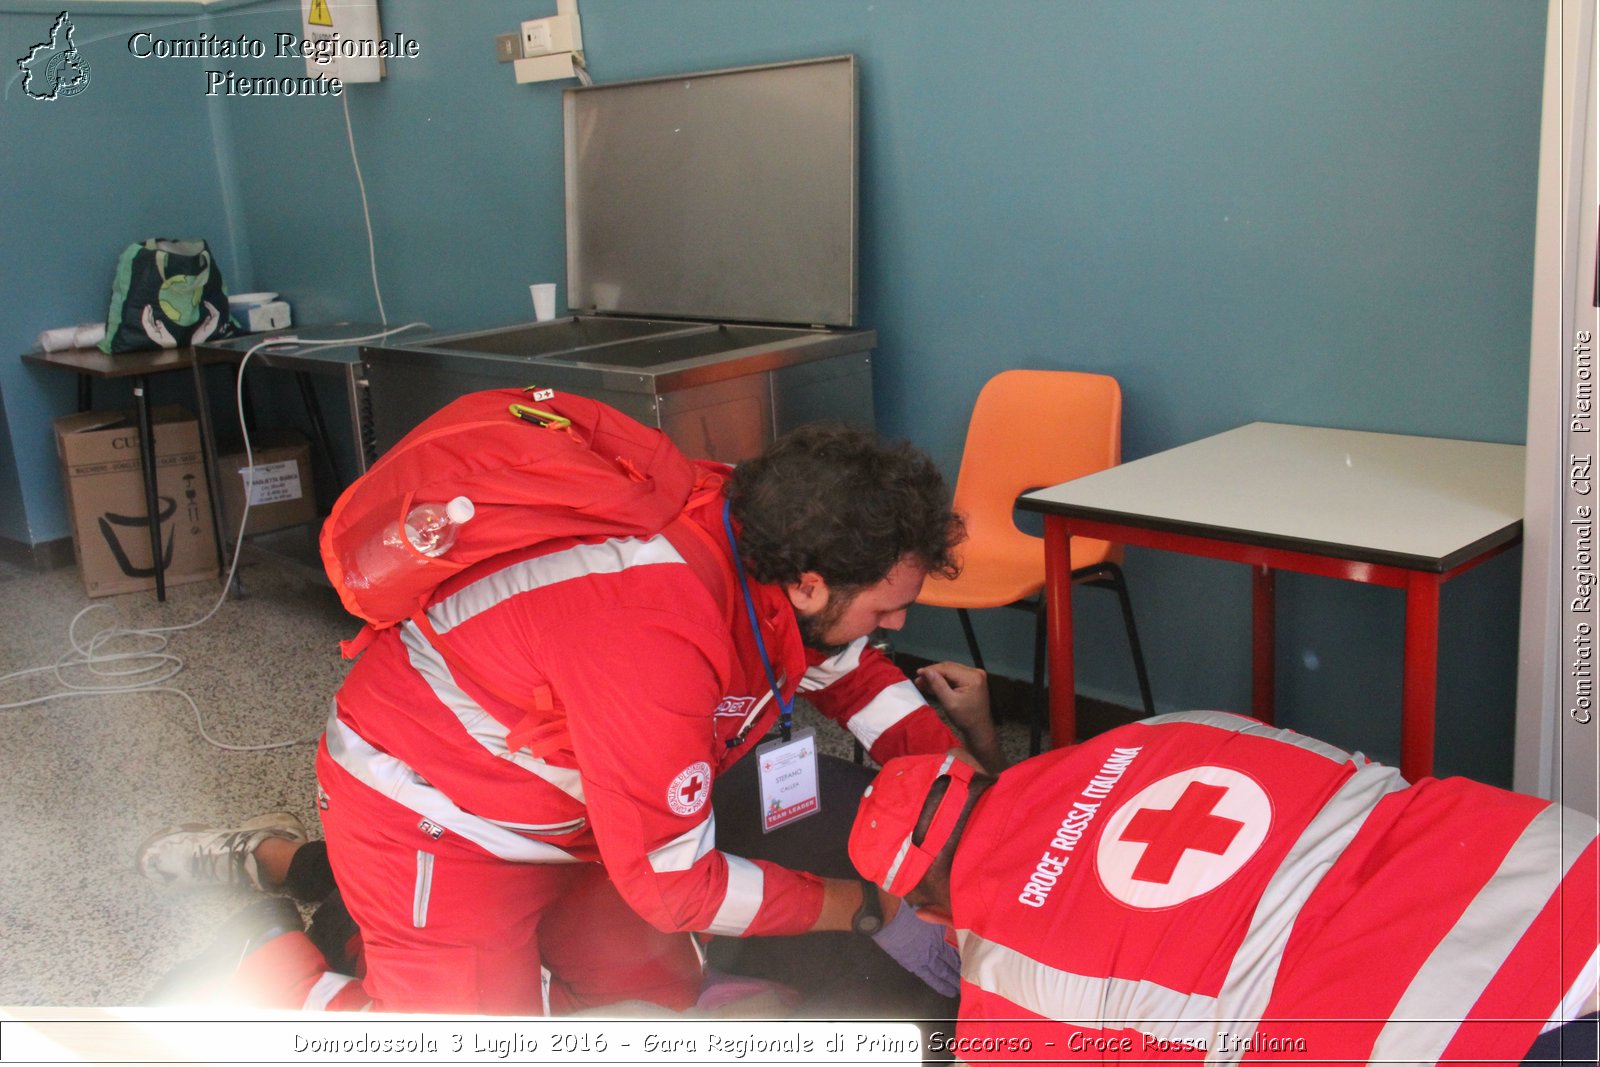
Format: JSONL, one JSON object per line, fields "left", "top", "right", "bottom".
{"left": 1096, "top": 766, "right": 1271, "bottom": 909}
{"left": 667, "top": 761, "right": 713, "bottom": 816}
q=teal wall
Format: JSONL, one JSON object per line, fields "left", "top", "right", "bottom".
{"left": 1, "top": 2, "right": 239, "bottom": 544}
{"left": 0, "top": 0, "right": 1546, "bottom": 783}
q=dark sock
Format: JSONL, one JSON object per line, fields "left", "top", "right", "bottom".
{"left": 282, "top": 840, "right": 335, "bottom": 903}
{"left": 306, "top": 889, "right": 363, "bottom": 976}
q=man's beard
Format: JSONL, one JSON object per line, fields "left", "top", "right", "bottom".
{"left": 795, "top": 592, "right": 855, "bottom": 658}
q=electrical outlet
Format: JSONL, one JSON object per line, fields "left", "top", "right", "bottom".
{"left": 495, "top": 32, "right": 521, "bottom": 63}
{"left": 521, "top": 15, "right": 574, "bottom": 58}
{"left": 522, "top": 18, "right": 554, "bottom": 57}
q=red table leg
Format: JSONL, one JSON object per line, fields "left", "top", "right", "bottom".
{"left": 1401, "top": 572, "right": 1442, "bottom": 782}
{"left": 1252, "top": 565, "right": 1276, "bottom": 724}
{"left": 1044, "top": 516, "right": 1076, "bottom": 749}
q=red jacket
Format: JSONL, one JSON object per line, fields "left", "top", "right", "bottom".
{"left": 947, "top": 711, "right": 1598, "bottom": 1064}
{"left": 327, "top": 474, "right": 958, "bottom": 939}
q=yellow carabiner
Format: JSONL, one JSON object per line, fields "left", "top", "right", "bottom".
{"left": 509, "top": 403, "right": 572, "bottom": 430}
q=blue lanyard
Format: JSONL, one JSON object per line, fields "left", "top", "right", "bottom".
{"left": 723, "top": 499, "right": 793, "bottom": 744}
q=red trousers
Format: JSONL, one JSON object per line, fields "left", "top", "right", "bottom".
{"left": 307, "top": 746, "right": 703, "bottom": 1014}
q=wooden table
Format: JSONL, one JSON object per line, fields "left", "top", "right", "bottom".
{"left": 22, "top": 344, "right": 201, "bottom": 600}
{"left": 1018, "top": 422, "right": 1525, "bottom": 781}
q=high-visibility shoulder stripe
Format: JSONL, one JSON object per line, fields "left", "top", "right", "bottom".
{"left": 843, "top": 680, "right": 925, "bottom": 752}
{"left": 1206, "top": 760, "right": 1408, "bottom": 1064}
{"left": 704, "top": 855, "right": 765, "bottom": 936}
{"left": 397, "top": 622, "right": 585, "bottom": 802}
{"left": 797, "top": 637, "right": 867, "bottom": 692}
{"left": 1369, "top": 805, "right": 1599, "bottom": 1064}
{"left": 325, "top": 713, "right": 583, "bottom": 865}
{"left": 426, "top": 535, "right": 686, "bottom": 634}
{"left": 648, "top": 816, "right": 718, "bottom": 874}
{"left": 956, "top": 931, "right": 1220, "bottom": 1049}
{"left": 1136, "top": 710, "right": 1360, "bottom": 765}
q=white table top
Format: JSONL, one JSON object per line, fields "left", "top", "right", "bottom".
{"left": 1019, "top": 422, "right": 1526, "bottom": 572}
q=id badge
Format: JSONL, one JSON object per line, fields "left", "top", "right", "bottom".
{"left": 754, "top": 726, "right": 820, "bottom": 832}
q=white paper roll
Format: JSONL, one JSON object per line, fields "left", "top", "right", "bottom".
{"left": 38, "top": 323, "right": 106, "bottom": 352}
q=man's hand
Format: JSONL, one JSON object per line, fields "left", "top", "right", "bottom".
{"left": 916, "top": 661, "right": 1006, "bottom": 772}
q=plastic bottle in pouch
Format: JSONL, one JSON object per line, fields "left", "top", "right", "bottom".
{"left": 344, "top": 496, "right": 475, "bottom": 591}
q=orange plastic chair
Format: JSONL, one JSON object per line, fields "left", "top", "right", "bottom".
{"left": 918, "top": 369, "right": 1154, "bottom": 752}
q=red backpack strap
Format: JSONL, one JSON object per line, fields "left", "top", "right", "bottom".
{"left": 505, "top": 685, "right": 572, "bottom": 759}
{"left": 339, "top": 624, "right": 382, "bottom": 660}
{"left": 660, "top": 472, "right": 735, "bottom": 623}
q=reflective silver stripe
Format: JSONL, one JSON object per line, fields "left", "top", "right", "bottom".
{"left": 1551, "top": 945, "right": 1600, "bottom": 1029}
{"left": 302, "top": 971, "right": 360, "bottom": 1011}
{"left": 325, "top": 713, "right": 583, "bottom": 865}
{"left": 957, "top": 931, "right": 1220, "bottom": 1049}
{"left": 1370, "top": 806, "right": 1599, "bottom": 1064}
{"left": 413, "top": 851, "right": 434, "bottom": 928}
{"left": 844, "top": 680, "right": 927, "bottom": 752}
{"left": 1548, "top": 947, "right": 1600, "bottom": 1030}
{"left": 798, "top": 636, "right": 866, "bottom": 691}
{"left": 1137, "top": 710, "right": 1359, "bottom": 765}
{"left": 398, "top": 622, "right": 586, "bottom": 803}
{"left": 704, "top": 855, "right": 765, "bottom": 935}
{"left": 1206, "top": 761, "right": 1409, "bottom": 1064}
{"left": 648, "top": 815, "right": 718, "bottom": 874}
{"left": 426, "top": 535, "right": 685, "bottom": 634}
{"left": 487, "top": 814, "right": 587, "bottom": 836}
{"left": 878, "top": 832, "right": 917, "bottom": 893}
{"left": 880, "top": 753, "right": 958, "bottom": 890}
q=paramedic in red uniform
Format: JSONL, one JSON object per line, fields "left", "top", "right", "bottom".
{"left": 256, "top": 422, "right": 986, "bottom": 1014}
{"left": 849, "top": 711, "right": 1600, "bottom": 1064}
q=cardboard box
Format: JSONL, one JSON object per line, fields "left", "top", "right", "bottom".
{"left": 218, "top": 431, "right": 316, "bottom": 537}
{"left": 54, "top": 407, "right": 217, "bottom": 598}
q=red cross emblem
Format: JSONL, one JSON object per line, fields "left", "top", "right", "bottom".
{"left": 667, "top": 760, "right": 713, "bottom": 816}
{"left": 680, "top": 774, "right": 705, "bottom": 806}
{"left": 1096, "top": 767, "right": 1270, "bottom": 908}
{"left": 1119, "top": 781, "right": 1245, "bottom": 884}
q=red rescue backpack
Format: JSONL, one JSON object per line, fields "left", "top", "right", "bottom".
{"left": 320, "top": 386, "right": 700, "bottom": 638}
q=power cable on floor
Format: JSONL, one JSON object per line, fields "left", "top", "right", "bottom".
{"left": 0, "top": 325, "right": 426, "bottom": 751}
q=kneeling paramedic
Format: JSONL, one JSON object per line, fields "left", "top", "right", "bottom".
{"left": 256, "top": 414, "right": 990, "bottom": 1013}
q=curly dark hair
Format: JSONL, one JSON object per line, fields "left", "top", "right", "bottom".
{"left": 726, "top": 422, "right": 964, "bottom": 592}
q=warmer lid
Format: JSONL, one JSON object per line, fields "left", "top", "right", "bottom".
{"left": 564, "top": 55, "right": 858, "bottom": 328}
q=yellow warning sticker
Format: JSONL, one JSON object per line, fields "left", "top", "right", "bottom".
{"left": 307, "top": 0, "right": 333, "bottom": 28}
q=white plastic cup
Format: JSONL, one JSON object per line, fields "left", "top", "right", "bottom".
{"left": 530, "top": 283, "right": 558, "bottom": 322}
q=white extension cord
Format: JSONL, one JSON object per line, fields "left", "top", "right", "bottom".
{"left": 0, "top": 324, "right": 426, "bottom": 751}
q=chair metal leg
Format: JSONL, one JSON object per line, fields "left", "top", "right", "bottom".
{"left": 956, "top": 608, "right": 986, "bottom": 671}
{"left": 1067, "top": 563, "right": 1157, "bottom": 719}
{"left": 948, "top": 564, "right": 1152, "bottom": 755}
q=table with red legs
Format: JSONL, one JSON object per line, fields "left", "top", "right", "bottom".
{"left": 1018, "top": 422, "right": 1525, "bottom": 783}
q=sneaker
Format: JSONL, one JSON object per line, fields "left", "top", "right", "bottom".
{"left": 137, "top": 812, "right": 307, "bottom": 892}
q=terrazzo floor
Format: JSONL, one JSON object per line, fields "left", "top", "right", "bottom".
{"left": 0, "top": 558, "right": 1035, "bottom": 1007}
{"left": 0, "top": 561, "right": 349, "bottom": 1006}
